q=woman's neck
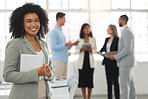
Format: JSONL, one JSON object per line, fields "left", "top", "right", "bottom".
{"left": 84, "top": 34, "right": 89, "bottom": 39}
{"left": 25, "top": 34, "right": 36, "bottom": 42}
{"left": 110, "top": 35, "right": 114, "bottom": 39}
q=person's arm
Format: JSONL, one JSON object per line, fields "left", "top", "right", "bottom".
{"left": 43, "top": 63, "right": 55, "bottom": 81}
{"left": 92, "top": 38, "right": 97, "bottom": 53}
{"left": 45, "top": 63, "right": 55, "bottom": 81}
{"left": 50, "top": 31, "right": 66, "bottom": 51}
{"left": 114, "top": 31, "right": 133, "bottom": 61}
{"left": 75, "top": 39, "right": 83, "bottom": 54}
{"left": 3, "top": 41, "right": 38, "bottom": 84}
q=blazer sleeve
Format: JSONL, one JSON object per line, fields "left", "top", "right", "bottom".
{"left": 114, "top": 31, "right": 133, "bottom": 61}
{"left": 92, "top": 38, "right": 97, "bottom": 53}
{"left": 3, "top": 40, "right": 39, "bottom": 84}
{"left": 111, "top": 37, "right": 119, "bottom": 51}
{"left": 45, "top": 60, "right": 55, "bottom": 81}
{"left": 43, "top": 41, "right": 55, "bottom": 81}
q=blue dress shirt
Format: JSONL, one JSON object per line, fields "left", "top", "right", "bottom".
{"left": 50, "top": 26, "right": 71, "bottom": 62}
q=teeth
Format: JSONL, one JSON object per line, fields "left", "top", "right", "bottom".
{"left": 30, "top": 28, "right": 36, "bottom": 30}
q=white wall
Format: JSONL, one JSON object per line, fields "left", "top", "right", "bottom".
{"left": 74, "top": 61, "right": 148, "bottom": 96}
{"left": 0, "top": 60, "right": 148, "bottom": 95}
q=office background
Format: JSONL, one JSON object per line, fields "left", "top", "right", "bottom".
{"left": 0, "top": 0, "right": 148, "bottom": 97}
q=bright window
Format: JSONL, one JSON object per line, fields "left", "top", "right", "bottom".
{"left": 0, "top": 0, "right": 148, "bottom": 62}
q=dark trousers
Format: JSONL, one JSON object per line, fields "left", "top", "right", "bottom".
{"left": 105, "top": 61, "right": 120, "bottom": 99}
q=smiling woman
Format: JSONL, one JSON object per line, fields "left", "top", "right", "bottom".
{"left": 3, "top": 3, "right": 54, "bottom": 99}
{"left": 24, "top": 13, "right": 41, "bottom": 36}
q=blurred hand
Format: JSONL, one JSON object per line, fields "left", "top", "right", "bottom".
{"left": 37, "top": 65, "right": 46, "bottom": 76}
{"left": 73, "top": 41, "right": 79, "bottom": 46}
{"left": 96, "top": 51, "right": 101, "bottom": 54}
{"left": 65, "top": 41, "right": 73, "bottom": 47}
{"left": 107, "top": 55, "right": 115, "bottom": 60}
{"left": 85, "top": 47, "right": 92, "bottom": 52}
{"left": 44, "top": 64, "right": 51, "bottom": 77}
{"left": 37, "top": 64, "right": 51, "bottom": 77}
{"left": 80, "top": 48, "right": 85, "bottom": 52}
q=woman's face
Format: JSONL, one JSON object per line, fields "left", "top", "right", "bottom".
{"left": 23, "top": 13, "right": 40, "bottom": 36}
{"left": 107, "top": 26, "right": 112, "bottom": 35}
{"left": 83, "top": 25, "right": 90, "bottom": 35}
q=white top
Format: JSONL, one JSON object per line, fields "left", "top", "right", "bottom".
{"left": 106, "top": 42, "right": 112, "bottom": 52}
{"left": 36, "top": 50, "right": 45, "bottom": 80}
{"left": 36, "top": 50, "right": 45, "bottom": 64}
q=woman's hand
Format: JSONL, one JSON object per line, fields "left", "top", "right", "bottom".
{"left": 37, "top": 65, "right": 46, "bottom": 76}
{"left": 80, "top": 48, "right": 85, "bottom": 52}
{"left": 37, "top": 64, "right": 51, "bottom": 76}
{"left": 96, "top": 51, "right": 101, "bottom": 54}
{"left": 45, "top": 64, "right": 51, "bottom": 77}
{"left": 85, "top": 47, "right": 92, "bottom": 52}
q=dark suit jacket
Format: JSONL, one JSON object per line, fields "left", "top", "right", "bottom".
{"left": 100, "top": 36, "right": 119, "bottom": 65}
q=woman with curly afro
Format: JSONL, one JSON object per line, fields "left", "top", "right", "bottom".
{"left": 3, "top": 3, "right": 54, "bottom": 99}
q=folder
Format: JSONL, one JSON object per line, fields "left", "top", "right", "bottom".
{"left": 20, "top": 54, "right": 43, "bottom": 72}
{"left": 105, "top": 52, "right": 115, "bottom": 57}
{"left": 82, "top": 43, "right": 91, "bottom": 48}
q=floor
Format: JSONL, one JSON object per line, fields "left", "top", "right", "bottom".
{"left": 74, "top": 95, "right": 148, "bottom": 99}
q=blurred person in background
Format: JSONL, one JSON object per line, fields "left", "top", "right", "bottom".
{"left": 76, "top": 23, "right": 97, "bottom": 99}
{"left": 108, "top": 15, "right": 137, "bottom": 99}
{"left": 50, "top": 12, "right": 78, "bottom": 79}
{"left": 97, "top": 24, "right": 120, "bottom": 99}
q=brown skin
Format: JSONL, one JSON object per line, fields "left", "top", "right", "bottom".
{"left": 23, "top": 13, "right": 51, "bottom": 77}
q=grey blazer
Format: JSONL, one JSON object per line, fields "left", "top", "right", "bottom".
{"left": 114, "top": 26, "right": 136, "bottom": 67}
{"left": 3, "top": 36, "right": 54, "bottom": 99}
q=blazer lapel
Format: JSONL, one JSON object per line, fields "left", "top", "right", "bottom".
{"left": 110, "top": 37, "right": 114, "bottom": 50}
{"left": 20, "top": 36, "right": 37, "bottom": 55}
{"left": 21, "top": 36, "right": 48, "bottom": 64}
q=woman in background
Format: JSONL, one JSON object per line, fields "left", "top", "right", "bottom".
{"left": 3, "top": 3, "right": 54, "bottom": 99}
{"left": 76, "top": 23, "right": 97, "bottom": 99}
{"left": 98, "top": 24, "right": 120, "bottom": 99}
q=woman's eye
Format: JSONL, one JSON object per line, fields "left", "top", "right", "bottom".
{"left": 35, "top": 20, "right": 40, "bottom": 22}
{"left": 27, "top": 21, "right": 31, "bottom": 23}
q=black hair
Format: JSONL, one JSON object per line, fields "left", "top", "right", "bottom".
{"left": 120, "top": 14, "right": 129, "bottom": 23}
{"left": 9, "top": 3, "right": 49, "bottom": 39}
{"left": 56, "top": 12, "right": 66, "bottom": 21}
{"left": 80, "top": 23, "right": 93, "bottom": 39}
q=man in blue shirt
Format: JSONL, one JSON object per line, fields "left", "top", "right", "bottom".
{"left": 50, "top": 12, "right": 78, "bottom": 78}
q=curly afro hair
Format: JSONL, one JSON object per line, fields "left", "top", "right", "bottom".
{"left": 9, "top": 3, "right": 49, "bottom": 39}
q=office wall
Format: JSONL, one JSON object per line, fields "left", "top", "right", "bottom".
{"left": 75, "top": 62, "right": 148, "bottom": 95}
{"left": 0, "top": 61, "right": 148, "bottom": 95}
